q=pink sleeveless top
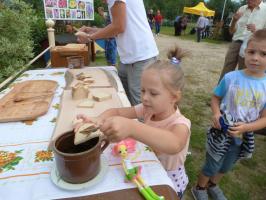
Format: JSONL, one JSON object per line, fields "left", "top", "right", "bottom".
{"left": 134, "top": 104, "right": 191, "bottom": 171}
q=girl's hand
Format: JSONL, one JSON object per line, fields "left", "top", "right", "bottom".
{"left": 74, "top": 114, "right": 99, "bottom": 132}
{"left": 212, "top": 113, "right": 222, "bottom": 129}
{"left": 76, "top": 114, "right": 97, "bottom": 123}
{"left": 228, "top": 122, "right": 247, "bottom": 137}
{"left": 100, "top": 116, "right": 133, "bottom": 142}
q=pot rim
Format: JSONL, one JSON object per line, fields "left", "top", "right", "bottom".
{"left": 52, "top": 131, "right": 101, "bottom": 157}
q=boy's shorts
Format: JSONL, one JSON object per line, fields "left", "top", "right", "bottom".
{"left": 202, "top": 143, "right": 241, "bottom": 177}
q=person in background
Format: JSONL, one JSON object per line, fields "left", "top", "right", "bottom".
{"left": 154, "top": 9, "right": 163, "bottom": 36}
{"left": 174, "top": 15, "right": 181, "bottom": 36}
{"left": 174, "top": 15, "right": 188, "bottom": 36}
{"left": 181, "top": 15, "right": 189, "bottom": 35}
{"left": 196, "top": 13, "right": 206, "bottom": 42}
{"left": 192, "top": 29, "right": 266, "bottom": 200}
{"left": 218, "top": 0, "right": 266, "bottom": 82}
{"left": 75, "top": 46, "right": 191, "bottom": 199}
{"left": 209, "top": 17, "right": 214, "bottom": 28}
{"left": 97, "top": 6, "right": 117, "bottom": 66}
{"left": 76, "top": 0, "right": 158, "bottom": 105}
{"left": 147, "top": 9, "right": 155, "bottom": 30}
{"left": 202, "top": 17, "right": 210, "bottom": 39}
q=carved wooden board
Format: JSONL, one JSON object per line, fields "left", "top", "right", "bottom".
{"left": 0, "top": 80, "right": 58, "bottom": 122}
{"left": 65, "top": 68, "right": 113, "bottom": 89}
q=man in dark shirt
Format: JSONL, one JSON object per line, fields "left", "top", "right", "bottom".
{"left": 147, "top": 9, "right": 154, "bottom": 30}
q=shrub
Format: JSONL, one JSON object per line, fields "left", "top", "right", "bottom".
{"left": 31, "top": 13, "right": 47, "bottom": 54}
{"left": 90, "top": 13, "right": 105, "bottom": 27}
{"left": 0, "top": 0, "right": 37, "bottom": 82}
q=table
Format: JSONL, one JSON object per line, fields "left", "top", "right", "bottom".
{"left": 0, "top": 67, "right": 178, "bottom": 200}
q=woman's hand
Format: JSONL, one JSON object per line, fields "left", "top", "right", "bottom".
{"left": 79, "top": 26, "right": 96, "bottom": 34}
{"left": 75, "top": 31, "right": 91, "bottom": 43}
{"left": 212, "top": 113, "right": 222, "bottom": 129}
{"left": 228, "top": 122, "right": 247, "bottom": 137}
{"left": 100, "top": 116, "right": 133, "bottom": 142}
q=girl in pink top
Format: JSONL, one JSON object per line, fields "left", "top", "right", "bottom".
{"left": 76, "top": 46, "right": 191, "bottom": 199}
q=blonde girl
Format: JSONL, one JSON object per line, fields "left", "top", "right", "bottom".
{"left": 76, "top": 46, "right": 191, "bottom": 199}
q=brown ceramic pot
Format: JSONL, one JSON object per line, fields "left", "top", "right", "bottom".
{"left": 52, "top": 131, "right": 109, "bottom": 184}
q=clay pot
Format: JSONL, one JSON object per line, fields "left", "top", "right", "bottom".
{"left": 52, "top": 131, "right": 109, "bottom": 184}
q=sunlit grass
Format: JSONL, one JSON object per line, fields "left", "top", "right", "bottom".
{"left": 159, "top": 24, "right": 226, "bottom": 44}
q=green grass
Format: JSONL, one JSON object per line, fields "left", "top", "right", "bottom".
{"left": 90, "top": 52, "right": 107, "bottom": 66}
{"left": 92, "top": 34, "right": 266, "bottom": 200}
{"left": 90, "top": 51, "right": 120, "bottom": 67}
{"left": 159, "top": 23, "right": 227, "bottom": 44}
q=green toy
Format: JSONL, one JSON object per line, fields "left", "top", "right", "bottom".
{"left": 117, "top": 144, "right": 164, "bottom": 200}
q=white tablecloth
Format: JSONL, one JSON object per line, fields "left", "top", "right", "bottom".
{"left": 0, "top": 68, "right": 174, "bottom": 200}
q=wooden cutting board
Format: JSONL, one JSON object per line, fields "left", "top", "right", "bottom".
{"left": 0, "top": 80, "right": 58, "bottom": 122}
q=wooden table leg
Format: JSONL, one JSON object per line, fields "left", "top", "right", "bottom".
{"left": 91, "top": 41, "right": 96, "bottom": 62}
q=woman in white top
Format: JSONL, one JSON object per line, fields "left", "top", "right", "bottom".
{"left": 76, "top": 0, "right": 159, "bottom": 105}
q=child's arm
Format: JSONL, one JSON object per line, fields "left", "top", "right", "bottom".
{"left": 75, "top": 107, "right": 137, "bottom": 129}
{"left": 98, "top": 107, "right": 137, "bottom": 122}
{"left": 100, "top": 117, "right": 189, "bottom": 154}
{"left": 229, "top": 109, "right": 266, "bottom": 136}
{"left": 133, "top": 122, "right": 189, "bottom": 154}
{"left": 211, "top": 95, "right": 222, "bottom": 129}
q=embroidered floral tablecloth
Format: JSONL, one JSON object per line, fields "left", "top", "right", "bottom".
{"left": 0, "top": 68, "right": 174, "bottom": 200}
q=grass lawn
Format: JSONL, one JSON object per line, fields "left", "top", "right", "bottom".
{"left": 159, "top": 23, "right": 226, "bottom": 44}
{"left": 92, "top": 33, "right": 266, "bottom": 200}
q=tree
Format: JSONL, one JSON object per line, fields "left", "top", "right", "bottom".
{"left": 0, "top": 0, "right": 37, "bottom": 82}
{"left": 143, "top": 0, "right": 202, "bottom": 20}
{"left": 206, "top": 0, "right": 241, "bottom": 21}
{"left": 23, "top": 0, "right": 47, "bottom": 54}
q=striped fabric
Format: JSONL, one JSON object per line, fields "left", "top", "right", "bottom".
{"left": 206, "top": 127, "right": 254, "bottom": 162}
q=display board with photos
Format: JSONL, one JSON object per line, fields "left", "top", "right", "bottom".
{"left": 43, "top": 0, "right": 94, "bottom": 20}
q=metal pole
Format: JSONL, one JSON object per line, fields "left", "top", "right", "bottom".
{"left": 221, "top": 0, "right": 227, "bottom": 21}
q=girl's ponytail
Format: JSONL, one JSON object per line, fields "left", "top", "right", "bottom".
{"left": 167, "top": 46, "right": 190, "bottom": 66}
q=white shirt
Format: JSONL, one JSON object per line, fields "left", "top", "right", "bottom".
{"left": 107, "top": 0, "right": 158, "bottom": 64}
{"left": 204, "top": 17, "right": 209, "bottom": 27}
{"left": 197, "top": 16, "right": 206, "bottom": 28}
{"left": 232, "top": 1, "right": 266, "bottom": 41}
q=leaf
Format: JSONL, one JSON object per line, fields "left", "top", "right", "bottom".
{"left": 22, "top": 119, "right": 37, "bottom": 125}
{"left": 52, "top": 103, "right": 60, "bottom": 110}
{"left": 19, "top": 73, "right": 30, "bottom": 78}
{"left": 50, "top": 117, "right": 57, "bottom": 123}
{"left": 50, "top": 72, "right": 64, "bottom": 76}
{"left": 15, "top": 150, "right": 23, "bottom": 154}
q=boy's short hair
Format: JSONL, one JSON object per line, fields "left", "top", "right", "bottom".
{"left": 248, "top": 29, "right": 266, "bottom": 45}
